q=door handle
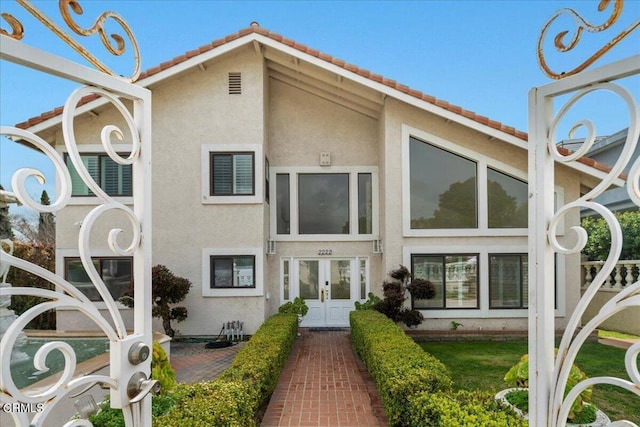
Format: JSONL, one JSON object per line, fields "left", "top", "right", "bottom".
{"left": 320, "top": 288, "right": 325, "bottom": 303}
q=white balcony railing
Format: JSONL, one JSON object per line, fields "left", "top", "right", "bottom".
{"left": 582, "top": 260, "right": 640, "bottom": 291}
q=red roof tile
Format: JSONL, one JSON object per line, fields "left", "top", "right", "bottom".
{"left": 12, "top": 24, "right": 616, "bottom": 177}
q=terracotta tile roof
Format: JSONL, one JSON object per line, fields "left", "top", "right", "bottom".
{"left": 13, "top": 24, "right": 615, "bottom": 177}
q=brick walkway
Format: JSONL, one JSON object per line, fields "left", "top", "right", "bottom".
{"left": 261, "top": 330, "right": 387, "bottom": 427}
{"left": 170, "top": 340, "right": 246, "bottom": 383}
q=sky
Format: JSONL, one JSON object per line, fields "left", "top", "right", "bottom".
{"left": 1, "top": 0, "right": 639, "bottom": 216}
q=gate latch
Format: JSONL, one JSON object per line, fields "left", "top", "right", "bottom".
{"left": 127, "top": 371, "right": 160, "bottom": 404}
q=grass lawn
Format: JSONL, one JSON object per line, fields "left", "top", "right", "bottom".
{"left": 420, "top": 341, "right": 640, "bottom": 425}
{"left": 598, "top": 329, "right": 640, "bottom": 340}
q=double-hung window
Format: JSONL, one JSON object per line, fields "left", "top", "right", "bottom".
{"left": 210, "top": 152, "right": 255, "bottom": 196}
{"left": 66, "top": 153, "right": 132, "bottom": 197}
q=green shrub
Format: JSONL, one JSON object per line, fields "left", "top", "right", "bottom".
{"left": 350, "top": 310, "right": 452, "bottom": 426}
{"left": 278, "top": 296, "right": 309, "bottom": 317}
{"left": 151, "top": 341, "right": 176, "bottom": 393}
{"left": 408, "top": 390, "right": 527, "bottom": 427}
{"left": 89, "top": 394, "right": 175, "bottom": 427}
{"left": 154, "top": 381, "right": 257, "bottom": 427}
{"left": 155, "top": 313, "right": 298, "bottom": 426}
{"left": 504, "top": 353, "right": 593, "bottom": 421}
{"left": 354, "top": 292, "right": 381, "bottom": 310}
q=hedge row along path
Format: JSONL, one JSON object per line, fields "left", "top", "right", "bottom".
{"left": 261, "top": 329, "right": 388, "bottom": 426}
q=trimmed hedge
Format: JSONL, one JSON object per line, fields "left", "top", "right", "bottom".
{"left": 350, "top": 310, "right": 453, "bottom": 426}
{"left": 351, "top": 311, "right": 530, "bottom": 426}
{"left": 407, "top": 390, "right": 528, "bottom": 427}
{"left": 154, "top": 313, "right": 298, "bottom": 426}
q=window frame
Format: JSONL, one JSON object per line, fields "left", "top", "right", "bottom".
{"left": 58, "top": 145, "right": 134, "bottom": 205}
{"left": 201, "top": 143, "right": 263, "bottom": 204}
{"left": 269, "top": 166, "right": 379, "bottom": 241}
{"left": 209, "top": 255, "right": 256, "bottom": 289}
{"left": 57, "top": 249, "right": 134, "bottom": 308}
{"left": 488, "top": 253, "right": 528, "bottom": 309}
{"left": 63, "top": 256, "right": 133, "bottom": 302}
{"left": 209, "top": 152, "right": 256, "bottom": 196}
{"left": 202, "top": 247, "right": 263, "bottom": 297}
{"left": 402, "top": 245, "right": 566, "bottom": 319}
{"left": 410, "top": 253, "right": 480, "bottom": 310}
{"left": 402, "top": 126, "right": 529, "bottom": 237}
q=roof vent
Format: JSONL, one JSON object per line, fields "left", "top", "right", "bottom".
{"left": 228, "top": 72, "right": 241, "bottom": 95}
{"left": 250, "top": 21, "right": 260, "bottom": 28}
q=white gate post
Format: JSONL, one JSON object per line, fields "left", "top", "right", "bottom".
{"left": 0, "top": 2, "right": 154, "bottom": 426}
{"left": 529, "top": 2, "right": 640, "bottom": 426}
{"left": 528, "top": 86, "right": 557, "bottom": 427}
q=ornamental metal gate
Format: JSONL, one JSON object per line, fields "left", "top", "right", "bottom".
{"left": 528, "top": 1, "right": 639, "bottom": 426}
{"left": 0, "top": 1, "right": 153, "bottom": 426}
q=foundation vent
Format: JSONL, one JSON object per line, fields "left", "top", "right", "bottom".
{"left": 228, "top": 72, "right": 242, "bottom": 94}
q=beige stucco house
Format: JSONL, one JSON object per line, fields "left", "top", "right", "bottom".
{"left": 19, "top": 24, "right": 612, "bottom": 335}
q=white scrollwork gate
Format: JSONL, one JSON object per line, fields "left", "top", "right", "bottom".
{"left": 0, "top": 1, "right": 153, "bottom": 426}
{"left": 529, "top": 1, "right": 639, "bottom": 426}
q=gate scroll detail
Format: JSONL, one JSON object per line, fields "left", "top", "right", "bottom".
{"left": 529, "top": 1, "right": 639, "bottom": 426}
{"left": 0, "top": 1, "right": 153, "bottom": 426}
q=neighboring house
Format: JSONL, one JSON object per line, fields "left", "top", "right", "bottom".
{"left": 559, "top": 127, "right": 640, "bottom": 215}
{"left": 16, "top": 24, "right": 613, "bottom": 335}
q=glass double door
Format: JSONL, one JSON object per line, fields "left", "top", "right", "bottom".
{"left": 296, "top": 259, "right": 355, "bottom": 327}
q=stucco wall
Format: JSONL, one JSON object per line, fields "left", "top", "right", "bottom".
{"left": 56, "top": 46, "right": 270, "bottom": 335}
{"left": 582, "top": 290, "right": 640, "bottom": 335}
{"left": 268, "top": 79, "right": 378, "bottom": 167}
{"left": 265, "top": 77, "right": 381, "bottom": 314}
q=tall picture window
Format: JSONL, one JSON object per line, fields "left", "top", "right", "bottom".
{"left": 487, "top": 169, "right": 528, "bottom": 228}
{"left": 298, "top": 173, "right": 349, "bottom": 234}
{"left": 409, "top": 137, "right": 477, "bottom": 229}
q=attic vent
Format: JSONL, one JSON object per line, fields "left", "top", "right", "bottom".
{"left": 228, "top": 72, "right": 242, "bottom": 94}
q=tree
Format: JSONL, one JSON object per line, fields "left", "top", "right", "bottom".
{"left": 7, "top": 241, "right": 56, "bottom": 330}
{"left": 121, "top": 265, "right": 192, "bottom": 337}
{"left": 373, "top": 265, "right": 435, "bottom": 328}
{"left": 38, "top": 190, "right": 55, "bottom": 244}
{"left": 0, "top": 184, "right": 15, "bottom": 240}
{"left": 9, "top": 191, "right": 55, "bottom": 244}
{"left": 581, "top": 210, "right": 640, "bottom": 260}
{"left": 411, "top": 177, "right": 526, "bottom": 229}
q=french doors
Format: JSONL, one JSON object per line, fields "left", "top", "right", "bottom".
{"left": 293, "top": 258, "right": 364, "bottom": 327}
